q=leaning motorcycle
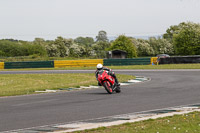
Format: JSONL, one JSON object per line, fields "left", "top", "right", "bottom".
{"left": 97, "top": 70, "right": 121, "bottom": 94}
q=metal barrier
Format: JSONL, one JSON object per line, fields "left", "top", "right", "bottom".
{"left": 1, "top": 57, "right": 157, "bottom": 69}
{"left": 159, "top": 56, "right": 200, "bottom": 64}
{"left": 4, "top": 61, "right": 54, "bottom": 69}
{"left": 54, "top": 59, "right": 103, "bottom": 68}
{"left": 0, "top": 62, "right": 4, "bottom": 69}
{"left": 104, "top": 58, "right": 151, "bottom": 66}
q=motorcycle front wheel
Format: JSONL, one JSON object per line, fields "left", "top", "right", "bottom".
{"left": 103, "top": 81, "right": 113, "bottom": 94}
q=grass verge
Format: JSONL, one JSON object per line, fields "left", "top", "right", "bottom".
{"left": 74, "top": 111, "right": 200, "bottom": 133}
{"left": 1, "top": 64, "right": 200, "bottom": 71}
{"left": 0, "top": 73, "right": 134, "bottom": 97}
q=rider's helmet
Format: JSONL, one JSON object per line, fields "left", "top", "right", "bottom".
{"left": 97, "top": 63, "right": 103, "bottom": 70}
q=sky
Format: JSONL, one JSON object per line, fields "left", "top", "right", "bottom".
{"left": 0, "top": 0, "right": 200, "bottom": 41}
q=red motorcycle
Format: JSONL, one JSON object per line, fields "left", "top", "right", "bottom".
{"left": 97, "top": 70, "right": 121, "bottom": 94}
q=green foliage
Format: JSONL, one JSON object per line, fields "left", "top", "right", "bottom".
{"left": 33, "top": 38, "right": 45, "bottom": 44}
{"left": 74, "top": 37, "right": 94, "bottom": 46}
{"left": 163, "top": 22, "right": 200, "bottom": 55}
{"left": 163, "top": 22, "right": 192, "bottom": 43}
{"left": 163, "top": 24, "right": 183, "bottom": 43}
{"left": 74, "top": 36, "right": 94, "bottom": 57}
{"left": 6, "top": 22, "right": 200, "bottom": 59}
{"left": 148, "top": 37, "right": 174, "bottom": 55}
{"left": 69, "top": 44, "right": 86, "bottom": 57}
{"left": 0, "top": 50, "right": 6, "bottom": 56}
{"left": 45, "top": 36, "right": 95, "bottom": 58}
{"left": 96, "top": 30, "right": 109, "bottom": 42}
{"left": 132, "top": 38, "right": 155, "bottom": 56}
{"left": 0, "top": 40, "right": 47, "bottom": 57}
{"left": 173, "top": 22, "right": 200, "bottom": 55}
{"left": 45, "top": 36, "right": 73, "bottom": 57}
{"left": 92, "top": 41, "right": 111, "bottom": 58}
{"left": 110, "top": 35, "right": 137, "bottom": 58}
{"left": 55, "top": 36, "right": 73, "bottom": 57}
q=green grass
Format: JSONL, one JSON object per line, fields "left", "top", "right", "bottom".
{"left": 74, "top": 111, "right": 200, "bottom": 133}
{"left": 0, "top": 73, "right": 134, "bottom": 97}
{"left": 1, "top": 64, "right": 200, "bottom": 71}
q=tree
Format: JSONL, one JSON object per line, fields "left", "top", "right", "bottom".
{"left": 109, "top": 35, "right": 137, "bottom": 58}
{"left": 173, "top": 22, "right": 200, "bottom": 55}
{"left": 33, "top": 38, "right": 46, "bottom": 46}
{"left": 163, "top": 22, "right": 189, "bottom": 43}
{"left": 45, "top": 36, "right": 73, "bottom": 57}
{"left": 96, "top": 30, "right": 109, "bottom": 42}
{"left": 0, "top": 50, "right": 6, "bottom": 57}
{"left": 0, "top": 39, "right": 47, "bottom": 57}
{"left": 163, "top": 22, "right": 200, "bottom": 55}
{"left": 69, "top": 44, "right": 85, "bottom": 57}
{"left": 74, "top": 37, "right": 94, "bottom": 46}
{"left": 92, "top": 41, "right": 111, "bottom": 58}
{"left": 74, "top": 37, "right": 94, "bottom": 57}
{"left": 45, "top": 43, "right": 59, "bottom": 57}
{"left": 133, "top": 38, "right": 154, "bottom": 56}
{"left": 149, "top": 37, "right": 174, "bottom": 55}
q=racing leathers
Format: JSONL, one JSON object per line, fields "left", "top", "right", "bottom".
{"left": 95, "top": 67, "right": 119, "bottom": 86}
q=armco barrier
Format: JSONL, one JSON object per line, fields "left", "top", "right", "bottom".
{"left": 4, "top": 61, "right": 54, "bottom": 69}
{"left": 0, "top": 62, "right": 4, "bottom": 69}
{"left": 104, "top": 58, "right": 151, "bottom": 66}
{"left": 159, "top": 56, "right": 200, "bottom": 64}
{"left": 54, "top": 59, "right": 103, "bottom": 68}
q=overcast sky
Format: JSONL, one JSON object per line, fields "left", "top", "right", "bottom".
{"left": 0, "top": 0, "right": 200, "bottom": 41}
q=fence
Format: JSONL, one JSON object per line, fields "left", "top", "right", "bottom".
{"left": 159, "top": 56, "right": 200, "bottom": 64}
{"left": 2, "top": 56, "right": 200, "bottom": 69}
{"left": 104, "top": 58, "right": 151, "bottom": 66}
{"left": 0, "top": 62, "right": 4, "bottom": 69}
{"left": 54, "top": 59, "right": 103, "bottom": 68}
{"left": 0, "top": 58, "right": 155, "bottom": 69}
{"left": 4, "top": 61, "right": 54, "bottom": 69}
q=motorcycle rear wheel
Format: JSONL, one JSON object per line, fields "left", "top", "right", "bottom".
{"left": 116, "top": 86, "right": 121, "bottom": 93}
{"left": 103, "top": 81, "right": 113, "bottom": 94}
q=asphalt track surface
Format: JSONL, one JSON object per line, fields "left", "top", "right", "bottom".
{"left": 0, "top": 69, "right": 200, "bottom": 132}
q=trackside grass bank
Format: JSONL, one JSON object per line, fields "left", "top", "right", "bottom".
{"left": 0, "top": 74, "right": 134, "bottom": 97}
{"left": 74, "top": 111, "right": 200, "bottom": 133}
{"left": 1, "top": 64, "right": 200, "bottom": 71}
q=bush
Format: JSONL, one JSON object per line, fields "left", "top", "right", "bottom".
{"left": 110, "top": 35, "right": 137, "bottom": 58}
{"left": 0, "top": 40, "right": 47, "bottom": 57}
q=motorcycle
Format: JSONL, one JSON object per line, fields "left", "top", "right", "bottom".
{"left": 97, "top": 70, "right": 121, "bottom": 94}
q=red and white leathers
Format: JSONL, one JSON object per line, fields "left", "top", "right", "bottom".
{"left": 95, "top": 67, "right": 119, "bottom": 86}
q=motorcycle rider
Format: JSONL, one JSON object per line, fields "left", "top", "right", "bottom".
{"left": 95, "top": 63, "right": 120, "bottom": 86}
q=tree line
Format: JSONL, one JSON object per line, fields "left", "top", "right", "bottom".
{"left": 0, "top": 21, "right": 199, "bottom": 59}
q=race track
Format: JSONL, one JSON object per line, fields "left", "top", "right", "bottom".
{"left": 0, "top": 70, "right": 200, "bottom": 132}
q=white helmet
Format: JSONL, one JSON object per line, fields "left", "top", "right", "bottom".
{"left": 97, "top": 63, "right": 103, "bottom": 70}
